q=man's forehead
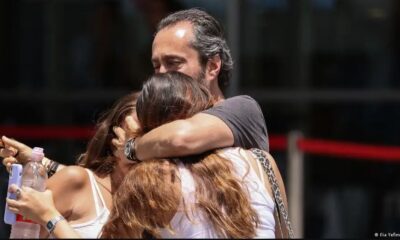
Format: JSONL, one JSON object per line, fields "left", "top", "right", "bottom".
{"left": 152, "top": 24, "right": 196, "bottom": 60}
{"left": 175, "top": 28, "right": 187, "bottom": 38}
{"left": 155, "top": 21, "right": 194, "bottom": 41}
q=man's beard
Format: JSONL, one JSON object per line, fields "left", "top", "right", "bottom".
{"left": 195, "top": 66, "right": 207, "bottom": 86}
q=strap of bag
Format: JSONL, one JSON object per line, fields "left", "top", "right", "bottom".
{"left": 250, "top": 148, "right": 294, "bottom": 238}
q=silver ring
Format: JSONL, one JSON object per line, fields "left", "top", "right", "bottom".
{"left": 15, "top": 189, "right": 21, "bottom": 199}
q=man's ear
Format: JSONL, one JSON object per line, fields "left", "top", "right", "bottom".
{"left": 206, "top": 54, "right": 222, "bottom": 81}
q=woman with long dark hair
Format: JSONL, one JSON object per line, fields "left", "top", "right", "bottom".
{"left": 4, "top": 92, "right": 139, "bottom": 238}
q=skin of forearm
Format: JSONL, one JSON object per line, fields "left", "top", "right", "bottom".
{"left": 135, "top": 120, "right": 196, "bottom": 160}
{"left": 135, "top": 116, "right": 233, "bottom": 160}
{"left": 39, "top": 221, "right": 81, "bottom": 239}
{"left": 38, "top": 208, "right": 81, "bottom": 238}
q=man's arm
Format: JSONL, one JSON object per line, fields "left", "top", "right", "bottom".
{"left": 135, "top": 113, "right": 234, "bottom": 160}
{"left": 113, "top": 95, "right": 268, "bottom": 162}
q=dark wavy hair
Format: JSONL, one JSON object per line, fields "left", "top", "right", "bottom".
{"left": 76, "top": 92, "right": 139, "bottom": 176}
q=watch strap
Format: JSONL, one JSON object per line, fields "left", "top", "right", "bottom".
{"left": 124, "top": 138, "right": 138, "bottom": 161}
{"left": 46, "top": 215, "right": 65, "bottom": 234}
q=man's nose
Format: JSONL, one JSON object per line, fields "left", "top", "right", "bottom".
{"left": 159, "top": 65, "right": 167, "bottom": 73}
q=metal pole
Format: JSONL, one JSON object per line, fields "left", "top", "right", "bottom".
{"left": 288, "top": 130, "right": 304, "bottom": 238}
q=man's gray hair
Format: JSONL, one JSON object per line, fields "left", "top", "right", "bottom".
{"left": 156, "top": 8, "right": 233, "bottom": 91}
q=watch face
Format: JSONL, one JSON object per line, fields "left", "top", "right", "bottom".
{"left": 47, "top": 221, "right": 54, "bottom": 230}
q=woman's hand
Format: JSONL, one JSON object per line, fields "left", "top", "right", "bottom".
{"left": 1, "top": 136, "right": 33, "bottom": 166}
{"left": 0, "top": 141, "right": 17, "bottom": 158}
{"left": 1, "top": 138, "right": 18, "bottom": 173}
{"left": 2, "top": 156, "right": 18, "bottom": 173}
{"left": 6, "top": 184, "right": 60, "bottom": 226}
{"left": 111, "top": 126, "right": 127, "bottom": 160}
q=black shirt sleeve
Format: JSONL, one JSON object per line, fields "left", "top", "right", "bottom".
{"left": 202, "top": 95, "right": 269, "bottom": 151}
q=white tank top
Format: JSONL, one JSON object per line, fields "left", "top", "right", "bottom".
{"left": 159, "top": 147, "right": 275, "bottom": 238}
{"left": 69, "top": 169, "right": 110, "bottom": 238}
{"left": 220, "top": 147, "right": 276, "bottom": 238}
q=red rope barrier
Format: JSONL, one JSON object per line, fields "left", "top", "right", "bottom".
{"left": 0, "top": 126, "right": 94, "bottom": 140}
{"left": 1, "top": 126, "right": 400, "bottom": 162}
{"left": 269, "top": 134, "right": 287, "bottom": 151}
{"left": 297, "top": 138, "right": 400, "bottom": 162}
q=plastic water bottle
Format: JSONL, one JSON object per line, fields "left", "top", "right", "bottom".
{"left": 10, "top": 147, "right": 48, "bottom": 239}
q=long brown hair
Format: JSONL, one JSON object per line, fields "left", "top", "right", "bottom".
{"left": 77, "top": 92, "right": 139, "bottom": 176}
{"left": 101, "top": 159, "right": 181, "bottom": 238}
{"left": 102, "top": 72, "right": 258, "bottom": 238}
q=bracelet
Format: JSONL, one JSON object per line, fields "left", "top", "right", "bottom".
{"left": 47, "top": 160, "right": 60, "bottom": 178}
{"left": 46, "top": 215, "right": 66, "bottom": 234}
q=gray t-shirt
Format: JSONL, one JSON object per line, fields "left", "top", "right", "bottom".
{"left": 203, "top": 95, "right": 269, "bottom": 151}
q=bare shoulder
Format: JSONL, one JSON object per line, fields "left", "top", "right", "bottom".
{"left": 47, "top": 165, "right": 89, "bottom": 190}
{"left": 45, "top": 166, "right": 90, "bottom": 219}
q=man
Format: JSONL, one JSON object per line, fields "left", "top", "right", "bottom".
{"left": 118, "top": 8, "right": 268, "bottom": 162}
{"left": 1, "top": 9, "right": 268, "bottom": 173}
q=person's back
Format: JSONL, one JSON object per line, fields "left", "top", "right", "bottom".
{"left": 159, "top": 161, "right": 219, "bottom": 238}
{"left": 158, "top": 147, "right": 276, "bottom": 238}
{"left": 218, "top": 147, "right": 277, "bottom": 237}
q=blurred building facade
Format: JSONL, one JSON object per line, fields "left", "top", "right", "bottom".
{"left": 0, "top": 0, "right": 399, "bottom": 238}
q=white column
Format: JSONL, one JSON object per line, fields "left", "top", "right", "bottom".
{"left": 288, "top": 130, "right": 304, "bottom": 238}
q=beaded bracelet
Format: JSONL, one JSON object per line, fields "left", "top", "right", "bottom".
{"left": 47, "top": 160, "right": 60, "bottom": 178}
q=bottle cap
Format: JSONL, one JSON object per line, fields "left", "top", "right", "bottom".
{"left": 31, "top": 147, "right": 44, "bottom": 161}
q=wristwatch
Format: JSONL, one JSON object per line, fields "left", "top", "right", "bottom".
{"left": 124, "top": 138, "right": 138, "bottom": 161}
{"left": 46, "top": 215, "right": 65, "bottom": 234}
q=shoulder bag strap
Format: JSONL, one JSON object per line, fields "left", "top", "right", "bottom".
{"left": 250, "top": 148, "right": 295, "bottom": 238}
